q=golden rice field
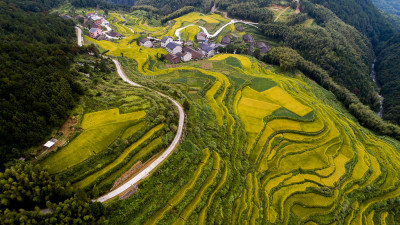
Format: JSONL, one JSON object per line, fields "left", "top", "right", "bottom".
{"left": 41, "top": 109, "right": 146, "bottom": 174}
{"left": 77, "top": 11, "right": 400, "bottom": 224}
{"left": 109, "top": 48, "right": 400, "bottom": 224}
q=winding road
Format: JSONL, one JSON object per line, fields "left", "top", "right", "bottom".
{"left": 95, "top": 60, "right": 185, "bottom": 202}
{"left": 174, "top": 20, "right": 258, "bottom": 42}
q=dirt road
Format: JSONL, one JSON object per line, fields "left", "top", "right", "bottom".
{"left": 95, "top": 60, "right": 185, "bottom": 203}
{"left": 75, "top": 26, "right": 82, "bottom": 46}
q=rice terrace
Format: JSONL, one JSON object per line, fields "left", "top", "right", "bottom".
{"left": 6, "top": 1, "right": 400, "bottom": 224}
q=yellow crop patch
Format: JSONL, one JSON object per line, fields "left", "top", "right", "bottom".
{"left": 261, "top": 86, "right": 313, "bottom": 117}
{"left": 82, "top": 108, "right": 146, "bottom": 129}
{"left": 210, "top": 54, "right": 253, "bottom": 71}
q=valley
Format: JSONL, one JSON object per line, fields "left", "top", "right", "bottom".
{"left": 2, "top": 0, "right": 400, "bottom": 224}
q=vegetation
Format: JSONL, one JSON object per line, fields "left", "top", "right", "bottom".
{"left": 309, "top": 0, "right": 395, "bottom": 45}
{"left": 375, "top": 34, "right": 400, "bottom": 125}
{"left": 0, "top": 1, "right": 85, "bottom": 169}
{"left": 260, "top": 2, "right": 379, "bottom": 108}
{"left": 3, "top": 1, "right": 400, "bottom": 224}
{"left": 0, "top": 163, "right": 105, "bottom": 224}
{"left": 372, "top": 0, "right": 400, "bottom": 16}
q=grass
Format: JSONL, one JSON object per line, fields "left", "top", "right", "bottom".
{"left": 144, "top": 149, "right": 210, "bottom": 225}
{"left": 74, "top": 124, "right": 164, "bottom": 188}
{"left": 174, "top": 152, "right": 221, "bottom": 224}
{"left": 41, "top": 109, "right": 145, "bottom": 174}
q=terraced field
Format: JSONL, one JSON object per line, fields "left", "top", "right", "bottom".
{"left": 76, "top": 11, "right": 400, "bottom": 224}
{"left": 41, "top": 109, "right": 146, "bottom": 174}
{"left": 104, "top": 48, "right": 400, "bottom": 224}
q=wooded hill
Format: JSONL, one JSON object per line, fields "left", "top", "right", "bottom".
{"left": 0, "top": 1, "right": 83, "bottom": 168}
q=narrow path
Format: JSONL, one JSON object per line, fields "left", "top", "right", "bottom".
{"left": 174, "top": 20, "right": 258, "bottom": 42}
{"left": 75, "top": 26, "right": 83, "bottom": 47}
{"left": 120, "top": 14, "right": 135, "bottom": 34}
{"left": 95, "top": 59, "right": 185, "bottom": 202}
{"left": 274, "top": 6, "right": 290, "bottom": 22}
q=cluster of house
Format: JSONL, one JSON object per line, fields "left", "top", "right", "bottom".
{"left": 138, "top": 25, "right": 270, "bottom": 64}
{"left": 67, "top": 13, "right": 123, "bottom": 40}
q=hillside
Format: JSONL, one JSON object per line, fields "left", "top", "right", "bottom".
{"left": 373, "top": 0, "right": 400, "bottom": 16}
{"left": 76, "top": 10, "right": 400, "bottom": 224}
{"left": 2, "top": 0, "right": 400, "bottom": 224}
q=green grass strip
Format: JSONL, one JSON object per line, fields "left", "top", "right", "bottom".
{"left": 198, "top": 159, "right": 228, "bottom": 224}
{"left": 144, "top": 148, "right": 210, "bottom": 225}
{"left": 74, "top": 124, "right": 164, "bottom": 188}
{"left": 173, "top": 152, "right": 221, "bottom": 224}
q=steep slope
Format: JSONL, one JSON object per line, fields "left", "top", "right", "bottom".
{"left": 310, "top": 0, "right": 395, "bottom": 45}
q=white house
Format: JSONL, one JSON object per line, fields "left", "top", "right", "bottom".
{"left": 139, "top": 38, "right": 153, "bottom": 48}
{"left": 181, "top": 52, "right": 192, "bottom": 62}
{"left": 176, "top": 52, "right": 192, "bottom": 62}
{"left": 161, "top": 36, "right": 173, "bottom": 48}
{"left": 166, "top": 42, "right": 182, "bottom": 54}
{"left": 89, "top": 28, "right": 102, "bottom": 38}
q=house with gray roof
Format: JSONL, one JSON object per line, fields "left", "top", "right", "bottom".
{"left": 199, "top": 43, "right": 215, "bottom": 57}
{"left": 139, "top": 38, "right": 153, "bottom": 48}
{"left": 166, "top": 42, "right": 182, "bottom": 54}
{"left": 256, "top": 42, "right": 270, "bottom": 53}
{"left": 221, "top": 36, "right": 231, "bottom": 45}
{"left": 243, "top": 34, "right": 254, "bottom": 44}
{"left": 161, "top": 36, "right": 173, "bottom": 47}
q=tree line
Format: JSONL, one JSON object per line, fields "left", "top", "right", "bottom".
{"left": 0, "top": 163, "right": 106, "bottom": 224}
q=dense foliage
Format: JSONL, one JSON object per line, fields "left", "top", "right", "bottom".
{"left": 2, "top": 0, "right": 64, "bottom": 11}
{"left": 265, "top": 47, "right": 400, "bottom": 140}
{"left": 372, "top": 0, "right": 400, "bottom": 16}
{"left": 309, "top": 0, "right": 394, "bottom": 46}
{"left": 0, "top": 163, "right": 105, "bottom": 224}
{"left": 227, "top": 2, "right": 274, "bottom": 22}
{"left": 134, "top": 0, "right": 202, "bottom": 14}
{"left": 0, "top": 2, "right": 83, "bottom": 168}
{"left": 161, "top": 6, "right": 196, "bottom": 23}
{"left": 106, "top": 0, "right": 136, "bottom": 5}
{"left": 375, "top": 34, "right": 400, "bottom": 125}
{"left": 260, "top": 2, "right": 379, "bottom": 108}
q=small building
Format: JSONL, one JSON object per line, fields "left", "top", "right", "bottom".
{"left": 62, "top": 15, "right": 73, "bottom": 20}
{"left": 161, "top": 36, "right": 173, "bottom": 48}
{"left": 107, "top": 30, "right": 123, "bottom": 38}
{"left": 177, "top": 52, "right": 192, "bottom": 62}
{"left": 166, "top": 42, "right": 182, "bottom": 54}
{"left": 256, "top": 42, "right": 270, "bottom": 54}
{"left": 43, "top": 138, "right": 58, "bottom": 149}
{"left": 243, "top": 34, "right": 254, "bottom": 44}
{"left": 221, "top": 36, "right": 231, "bottom": 45}
{"left": 236, "top": 26, "right": 245, "bottom": 32}
{"left": 199, "top": 43, "right": 215, "bottom": 57}
{"left": 139, "top": 38, "right": 153, "bottom": 48}
{"left": 89, "top": 28, "right": 102, "bottom": 39}
{"left": 183, "top": 46, "right": 204, "bottom": 60}
{"left": 196, "top": 32, "right": 207, "bottom": 43}
{"left": 165, "top": 54, "right": 181, "bottom": 64}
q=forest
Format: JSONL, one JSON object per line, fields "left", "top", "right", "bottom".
{"left": 309, "top": 0, "right": 394, "bottom": 46}
{"left": 0, "top": 1, "right": 83, "bottom": 169}
{"left": 376, "top": 35, "right": 400, "bottom": 125}
{"left": 373, "top": 0, "right": 400, "bottom": 16}
{"left": 1, "top": 162, "right": 105, "bottom": 224}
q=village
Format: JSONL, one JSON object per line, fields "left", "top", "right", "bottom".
{"left": 63, "top": 12, "right": 270, "bottom": 64}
